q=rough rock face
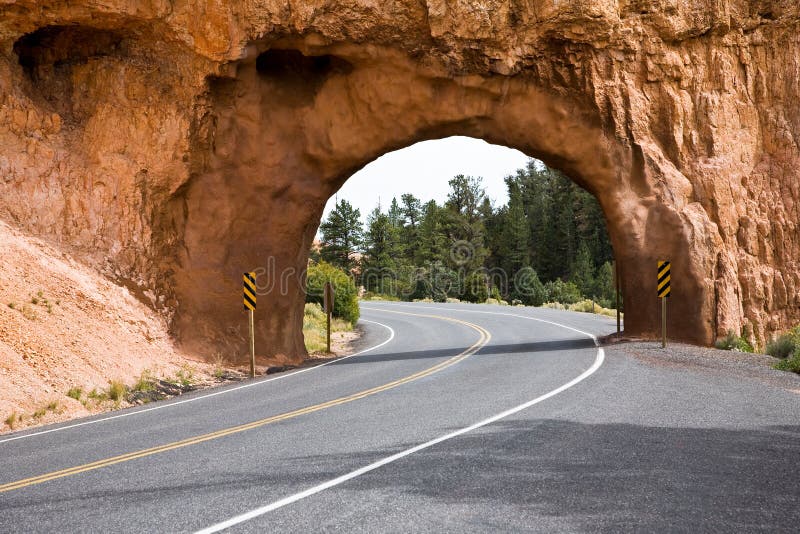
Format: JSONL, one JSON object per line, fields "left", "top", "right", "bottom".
{"left": 1, "top": 1, "right": 798, "bottom": 362}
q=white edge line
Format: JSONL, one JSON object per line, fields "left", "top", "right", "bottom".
{"left": 194, "top": 314, "right": 604, "bottom": 534}
{"left": 0, "top": 319, "right": 395, "bottom": 445}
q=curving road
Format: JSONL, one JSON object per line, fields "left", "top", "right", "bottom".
{"left": 1, "top": 301, "right": 799, "bottom": 532}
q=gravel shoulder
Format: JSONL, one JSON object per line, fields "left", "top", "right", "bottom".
{"left": 604, "top": 337, "right": 800, "bottom": 394}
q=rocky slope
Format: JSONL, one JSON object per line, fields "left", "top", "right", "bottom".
{"left": 0, "top": 1, "right": 798, "bottom": 361}
{"left": 0, "top": 220, "right": 219, "bottom": 432}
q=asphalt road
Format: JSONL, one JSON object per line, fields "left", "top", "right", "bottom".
{"left": 1, "top": 301, "right": 799, "bottom": 532}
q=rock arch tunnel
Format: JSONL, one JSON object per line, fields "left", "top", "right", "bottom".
{"left": 0, "top": 3, "right": 797, "bottom": 363}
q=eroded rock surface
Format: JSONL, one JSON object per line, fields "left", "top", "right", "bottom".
{"left": 1, "top": 1, "right": 798, "bottom": 362}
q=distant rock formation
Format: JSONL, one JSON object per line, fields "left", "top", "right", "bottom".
{"left": 1, "top": 1, "right": 798, "bottom": 361}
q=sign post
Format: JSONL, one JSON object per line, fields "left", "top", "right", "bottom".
{"left": 324, "top": 281, "right": 334, "bottom": 354}
{"left": 657, "top": 260, "right": 671, "bottom": 348}
{"left": 243, "top": 272, "right": 257, "bottom": 377}
{"left": 614, "top": 260, "right": 620, "bottom": 334}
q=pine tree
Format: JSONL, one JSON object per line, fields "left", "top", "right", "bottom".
{"left": 398, "top": 194, "right": 421, "bottom": 261}
{"left": 570, "top": 240, "right": 595, "bottom": 297}
{"left": 501, "top": 176, "right": 530, "bottom": 275}
{"left": 319, "top": 199, "right": 363, "bottom": 271}
{"left": 593, "top": 261, "right": 615, "bottom": 306}
{"left": 446, "top": 174, "right": 485, "bottom": 223}
{"left": 417, "top": 199, "right": 446, "bottom": 265}
{"left": 361, "top": 207, "right": 398, "bottom": 295}
{"left": 442, "top": 175, "right": 489, "bottom": 273}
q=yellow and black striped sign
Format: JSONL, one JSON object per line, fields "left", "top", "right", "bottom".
{"left": 243, "top": 272, "right": 256, "bottom": 310}
{"left": 657, "top": 261, "right": 671, "bottom": 298}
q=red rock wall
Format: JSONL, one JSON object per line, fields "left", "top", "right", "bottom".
{"left": 0, "top": 1, "right": 798, "bottom": 361}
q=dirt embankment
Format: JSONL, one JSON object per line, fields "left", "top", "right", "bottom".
{"left": 0, "top": 220, "right": 231, "bottom": 432}
{"left": 0, "top": 220, "right": 363, "bottom": 434}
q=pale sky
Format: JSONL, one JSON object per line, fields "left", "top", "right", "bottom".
{"left": 322, "top": 136, "right": 532, "bottom": 225}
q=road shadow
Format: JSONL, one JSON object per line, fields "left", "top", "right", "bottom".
{"left": 333, "top": 338, "right": 598, "bottom": 366}
{"left": 4, "top": 420, "right": 799, "bottom": 532}
{"left": 286, "top": 419, "right": 800, "bottom": 532}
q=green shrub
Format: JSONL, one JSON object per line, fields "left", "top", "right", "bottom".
{"left": 775, "top": 349, "right": 800, "bottom": 373}
{"left": 766, "top": 326, "right": 800, "bottom": 359}
{"left": 306, "top": 261, "right": 360, "bottom": 323}
{"left": 512, "top": 267, "right": 547, "bottom": 306}
{"left": 544, "top": 279, "right": 582, "bottom": 305}
{"left": 715, "top": 330, "right": 754, "bottom": 353}
{"left": 66, "top": 387, "right": 83, "bottom": 401}
{"left": 462, "top": 271, "right": 489, "bottom": 303}
{"left": 766, "top": 336, "right": 797, "bottom": 359}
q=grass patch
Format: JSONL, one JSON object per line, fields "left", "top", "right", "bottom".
{"left": 485, "top": 298, "right": 509, "bottom": 305}
{"left": 567, "top": 299, "right": 620, "bottom": 318}
{"left": 174, "top": 365, "right": 195, "bottom": 387}
{"left": 66, "top": 387, "right": 83, "bottom": 401}
{"left": 360, "top": 292, "right": 401, "bottom": 302}
{"left": 132, "top": 369, "right": 156, "bottom": 393}
{"left": 715, "top": 330, "right": 754, "bottom": 353}
{"left": 20, "top": 304, "right": 38, "bottom": 320}
{"left": 107, "top": 381, "right": 126, "bottom": 403}
{"left": 7, "top": 302, "right": 15, "bottom": 309}
{"left": 4, "top": 411, "right": 19, "bottom": 429}
{"left": 210, "top": 352, "right": 227, "bottom": 380}
{"left": 303, "top": 303, "right": 352, "bottom": 353}
{"left": 541, "top": 300, "right": 621, "bottom": 319}
{"left": 88, "top": 388, "right": 107, "bottom": 401}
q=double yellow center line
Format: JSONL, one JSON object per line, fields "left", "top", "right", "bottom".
{"left": 0, "top": 311, "right": 490, "bottom": 494}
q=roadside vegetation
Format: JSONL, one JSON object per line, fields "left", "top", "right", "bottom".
{"left": 3, "top": 401, "right": 62, "bottom": 429}
{"left": 714, "top": 330, "right": 755, "bottom": 353}
{"left": 65, "top": 367, "right": 201, "bottom": 409}
{"left": 302, "top": 302, "right": 353, "bottom": 354}
{"left": 711, "top": 324, "right": 800, "bottom": 374}
{"left": 766, "top": 326, "right": 800, "bottom": 373}
{"left": 305, "top": 261, "right": 360, "bottom": 323}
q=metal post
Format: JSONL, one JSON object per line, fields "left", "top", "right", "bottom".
{"left": 326, "top": 309, "right": 331, "bottom": 353}
{"left": 249, "top": 309, "right": 255, "bottom": 377}
{"left": 615, "top": 261, "right": 620, "bottom": 334}
{"left": 662, "top": 297, "right": 666, "bottom": 348}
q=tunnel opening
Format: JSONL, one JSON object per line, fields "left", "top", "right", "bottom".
{"left": 176, "top": 43, "right": 717, "bottom": 365}
{"left": 307, "top": 136, "right": 622, "bottom": 348}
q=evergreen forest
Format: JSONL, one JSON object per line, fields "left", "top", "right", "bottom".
{"left": 313, "top": 160, "right": 618, "bottom": 309}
